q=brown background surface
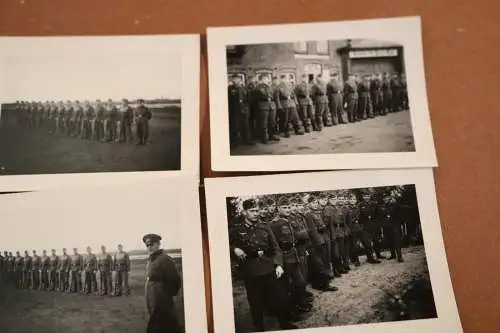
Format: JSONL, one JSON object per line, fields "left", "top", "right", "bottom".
{"left": 1, "top": 0, "right": 499, "bottom": 332}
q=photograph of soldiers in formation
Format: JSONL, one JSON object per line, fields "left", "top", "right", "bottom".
{"left": 226, "top": 38, "right": 414, "bottom": 156}
{"left": 0, "top": 45, "right": 182, "bottom": 177}
{"left": 226, "top": 185, "right": 436, "bottom": 332}
{"left": 0, "top": 184, "right": 189, "bottom": 333}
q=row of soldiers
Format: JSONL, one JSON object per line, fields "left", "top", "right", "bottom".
{"left": 0, "top": 245, "right": 131, "bottom": 296}
{"left": 229, "top": 189, "right": 416, "bottom": 331}
{"left": 228, "top": 71, "right": 408, "bottom": 147}
{"left": 4, "top": 98, "right": 153, "bottom": 145}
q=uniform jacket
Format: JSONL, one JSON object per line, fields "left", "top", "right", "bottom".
{"left": 95, "top": 105, "right": 105, "bottom": 121}
{"left": 97, "top": 253, "right": 113, "bottom": 272}
{"left": 346, "top": 205, "right": 362, "bottom": 233}
{"left": 23, "top": 256, "right": 32, "bottom": 272}
{"left": 229, "top": 220, "right": 283, "bottom": 278}
{"left": 70, "top": 254, "right": 83, "bottom": 271}
{"left": 344, "top": 80, "right": 359, "bottom": 100}
{"left": 58, "top": 254, "right": 71, "bottom": 272}
{"left": 304, "top": 210, "right": 328, "bottom": 247}
{"left": 228, "top": 84, "right": 249, "bottom": 112}
{"left": 118, "top": 105, "right": 133, "bottom": 123}
{"left": 49, "top": 255, "right": 59, "bottom": 271}
{"left": 14, "top": 256, "right": 24, "bottom": 271}
{"left": 83, "top": 253, "right": 97, "bottom": 272}
{"left": 321, "top": 205, "right": 337, "bottom": 240}
{"left": 327, "top": 80, "right": 343, "bottom": 101}
{"left": 358, "top": 81, "right": 371, "bottom": 98}
{"left": 275, "top": 83, "right": 298, "bottom": 109}
{"left": 255, "top": 83, "right": 276, "bottom": 111}
{"left": 65, "top": 107, "right": 74, "bottom": 120}
{"left": 382, "top": 78, "right": 392, "bottom": 95}
{"left": 41, "top": 256, "right": 50, "bottom": 271}
{"left": 311, "top": 81, "right": 328, "bottom": 104}
{"left": 113, "top": 252, "right": 131, "bottom": 272}
{"left": 134, "top": 105, "right": 152, "bottom": 123}
{"left": 73, "top": 105, "right": 83, "bottom": 120}
{"left": 294, "top": 82, "right": 313, "bottom": 106}
{"left": 271, "top": 218, "right": 299, "bottom": 264}
{"left": 82, "top": 106, "right": 94, "bottom": 120}
{"left": 359, "top": 202, "right": 376, "bottom": 226}
{"left": 32, "top": 255, "right": 41, "bottom": 271}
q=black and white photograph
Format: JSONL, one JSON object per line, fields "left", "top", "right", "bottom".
{"left": 0, "top": 35, "right": 200, "bottom": 191}
{"left": 207, "top": 16, "right": 437, "bottom": 171}
{"left": 205, "top": 170, "right": 463, "bottom": 333}
{"left": 0, "top": 178, "right": 207, "bottom": 333}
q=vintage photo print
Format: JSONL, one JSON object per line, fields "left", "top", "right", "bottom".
{"left": 205, "top": 170, "right": 462, "bottom": 333}
{"left": 207, "top": 16, "right": 437, "bottom": 171}
{"left": 0, "top": 177, "right": 207, "bottom": 333}
{"left": 0, "top": 34, "right": 200, "bottom": 191}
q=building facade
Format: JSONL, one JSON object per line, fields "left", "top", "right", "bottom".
{"left": 226, "top": 39, "right": 405, "bottom": 85}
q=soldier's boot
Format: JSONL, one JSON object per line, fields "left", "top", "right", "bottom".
{"left": 367, "top": 256, "right": 382, "bottom": 264}
{"left": 269, "top": 134, "right": 280, "bottom": 142}
{"left": 375, "top": 251, "right": 386, "bottom": 260}
{"left": 324, "top": 112, "right": 333, "bottom": 127}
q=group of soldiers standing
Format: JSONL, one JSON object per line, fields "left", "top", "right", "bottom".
{"left": 0, "top": 245, "right": 131, "bottom": 296}
{"left": 229, "top": 187, "right": 419, "bottom": 331}
{"left": 228, "top": 71, "right": 409, "bottom": 147}
{"left": 4, "top": 98, "right": 153, "bottom": 145}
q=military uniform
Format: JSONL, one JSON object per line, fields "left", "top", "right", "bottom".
{"left": 228, "top": 83, "right": 253, "bottom": 145}
{"left": 391, "top": 76, "right": 402, "bottom": 111}
{"left": 68, "top": 252, "right": 83, "bottom": 293}
{"left": 64, "top": 104, "right": 74, "bottom": 136}
{"left": 97, "top": 251, "right": 113, "bottom": 295}
{"left": 344, "top": 78, "right": 359, "bottom": 122}
{"left": 358, "top": 79, "right": 373, "bottom": 120}
{"left": 311, "top": 80, "right": 332, "bottom": 130}
{"left": 72, "top": 103, "right": 83, "bottom": 137}
{"left": 116, "top": 103, "right": 133, "bottom": 143}
{"left": 327, "top": 78, "right": 346, "bottom": 125}
{"left": 112, "top": 250, "right": 131, "bottom": 296}
{"left": 304, "top": 210, "right": 334, "bottom": 290}
{"left": 7, "top": 254, "right": 16, "bottom": 287}
{"left": 400, "top": 75, "right": 409, "bottom": 110}
{"left": 382, "top": 76, "right": 393, "bottom": 114}
{"left": 103, "top": 103, "right": 118, "bottom": 142}
{"left": 134, "top": 103, "right": 152, "bottom": 145}
{"left": 145, "top": 248, "right": 183, "bottom": 333}
{"left": 56, "top": 104, "right": 66, "bottom": 135}
{"left": 348, "top": 202, "right": 380, "bottom": 265}
{"left": 31, "top": 253, "right": 41, "bottom": 290}
{"left": 58, "top": 253, "right": 71, "bottom": 291}
{"left": 39, "top": 254, "right": 50, "bottom": 290}
{"left": 275, "top": 82, "right": 304, "bottom": 137}
{"left": 229, "top": 219, "right": 293, "bottom": 331}
{"left": 322, "top": 204, "right": 345, "bottom": 276}
{"left": 80, "top": 104, "right": 93, "bottom": 139}
{"left": 294, "top": 81, "right": 315, "bottom": 132}
{"left": 255, "top": 82, "right": 279, "bottom": 143}
{"left": 370, "top": 77, "right": 383, "bottom": 116}
{"left": 381, "top": 200, "right": 406, "bottom": 262}
{"left": 82, "top": 252, "right": 98, "bottom": 294}
{"left": 93, "top": 103, "right": 105, "bottom": 141}
{"left": 49, "top": 253, "right": 59, "bottom": 290}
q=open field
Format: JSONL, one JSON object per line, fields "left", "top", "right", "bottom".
{"left": 0, "top": 105, "right": 181, "bottom": 175}
{"left": 232, "top": 246, "right": 435, "bottom": 332}
{"left": 0, "top": 257, "right": 185, "bottom": 333}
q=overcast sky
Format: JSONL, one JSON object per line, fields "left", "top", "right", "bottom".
{"left": 0, "top": 184, "right": 182, "bottom": 253}
{"left": 1, "top": 52, "right": 182, "bottom": 102}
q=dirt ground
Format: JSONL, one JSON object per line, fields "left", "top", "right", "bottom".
{"left": 231, "top": 110, "right": 415, "bottom": 156}
{"left": 0, "top": 258, "right": 185, "bottom": 333}
{"left": 232, "top": 245, "right": 435, "bottom": 332}
{"left": 0, "top": 106, "right": 181, "bottom": 175}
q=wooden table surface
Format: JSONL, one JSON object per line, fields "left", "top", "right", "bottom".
{"left": 1, "top": 1, "right": 499, "bottom": 332}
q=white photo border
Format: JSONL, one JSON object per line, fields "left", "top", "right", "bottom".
{"left": 205, "top": 169, "right": 462, "bottom": 333}
{"left": 0, "top": 176, "right": 207, "bottom": 333}
{"left": 0, "top": 34, "right": 200, "bottom": 191}
{"left": 207, "top": 16, "right": 438, "bottom": 171}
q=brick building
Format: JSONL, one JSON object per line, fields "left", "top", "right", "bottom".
{"left": 226, "top": 39, "right": 405, "bottom": 85}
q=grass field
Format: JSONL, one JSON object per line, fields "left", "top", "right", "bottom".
{"left": 0, "top": 257, "right": 185, "bottom": 333}
{"left": 0, "top": 105, "right": 181, "bottom": 175}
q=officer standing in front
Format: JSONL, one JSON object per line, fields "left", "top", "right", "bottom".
{"left": 143, "top": 233, "right": 183, "bottom": 333}
{"left": 230, "top": 199, "right": 297, "bottom": 331}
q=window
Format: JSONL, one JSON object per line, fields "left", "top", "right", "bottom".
{"left": 294, "top": 41, "right": 307, "bottom": 53}
{"left": 316, "top": 40, "right": 329, "bottom": 54}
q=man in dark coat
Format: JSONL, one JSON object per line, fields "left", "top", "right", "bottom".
{"left": 143, "top": 233, "right": 183, "bottom": 333}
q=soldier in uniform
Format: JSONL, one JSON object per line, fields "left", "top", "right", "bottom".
{"left": 80, "top": 100, "right": 93, "bottom": 139}
{"left": 271, "top": 198, "right": 311, "bottom": 315}
{"left": 400, "top": 73, "right": 409, "bottom": 110}
{"left": 143, "top": 233, "right": 183, "bottom": 333}
{"left": 344, "top": 73, "right": 359, "bottom": 122}
{"left": 275, "top": 74, "right": 304, "bottom": 138}
{"left": 381, "top": 72, "right": 393, "bottom": 114}
{"left": 58, "top": 248, "right": 71, "bottom": 292}
{"left": 116, "top": 98, "right": 134, "bottom": 142}
{"left": 72, "top": 101, "right": 83, "bottom": 137}
{"left": 39, "top": 250, "right": 50, "bottom": 290}
{"left": 311, "top": 74, "right": 332, "bottom": 130}
{"left": 112, "top": 244, "right": 131, "bottom": 296}
{"left": 7, "top": 252, "right": 15, "bottom": 287}
{"left": 83, "top": 246, "right": 98, "bottom": 295}
{"left": 68, "top": 248, "right": 83, "bottom": 293}
{"left": 93, "top": 100, "right": 105, "bottom": 141}
{"left": 327, "top": 72, "right": 346, "bottom": 125}
{"left": 49, "top": 249, "right": 60, "bottom": 291}
{"left": 228, "top": 74, "right": 254, "bottom": 146}
{"left": 294, "top": 74, "right": 315, "bottom": 132}
{"left": 357, "top": 75, "right": 373, "bottom": 120}
{"left": 97, "top": 245, "right": 113, "bottom": 295}
{"left": 30, "top": 250, "right": 41, "bottom": 290}
{"left": 134, "top": 99, "right": 152, "bottom": 145}
{"left": 56, "top": 101, "right": 66, "bottom": 135}
{"left": 304, "top": 196, "right": 337, "bottom": 292}
{"left": 321, "top": 194, "right": 346, "bottom": 276}
{"left": 254, "top": 74, "right": 280, "bottom": 144}
{"left": 64, "top": 101, "right": 74, "bottom": 136}
{"left": 391, "top": 73, "right": 402, "bottom": 112}
{"left": 229, "top": 199, "right": 297, "bottom": 331}
{"left": 246, "top": 75, "right": 259, "bottom": 139}
{"left": 383, "top": 192, "right": 409, "bottom": 262}
{"left": 102, "top": 100, "right": 117, "bottom": 142}
{"left": 21, "top": 250, "right": 32, "bottom": 289}
{"left": 14, "top": 251, "right": 24, "bottom": 289}
{"left": 370, "top": 73, "right": 384, "bottom": 116}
